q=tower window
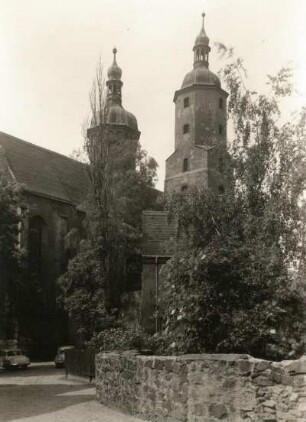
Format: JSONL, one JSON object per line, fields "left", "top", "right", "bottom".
{"left": 183, "top": 124, "right": 190, "bottom": 134}
{"left": 183, "top": 158, "right": 189, "bottom": 172}
{"left": 184, "top": 97, "right": 189, "bottom": 108}
{"left": 219, "top": 158, "right": 224, "bottom": 173}
{"left": 219, "top": 124, "right": 223, "bottom": 134}
{"left": 219, "top": 98, "right": 223, "bottom": 109}
{"left": 218, "top": 185, "right": 225, "bottom": 195}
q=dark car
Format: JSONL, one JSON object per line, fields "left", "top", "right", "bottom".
{"left": 54, "top": 346, "right": 74, "bottom": 368}
{"left": 0, "top": 349, "right": 30, "bottom": 369}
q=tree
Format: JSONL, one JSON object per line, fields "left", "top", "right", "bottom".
{"left": 58, "top": 59, "right": 159, "bottom": 346}
{"left": 0, "top": 173, "right": 42, "bottom": 343}
{"left": 156, "top": 49, "right": 306, "bottom": 360}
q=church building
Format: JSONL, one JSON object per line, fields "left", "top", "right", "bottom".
{"left": 0, "top": 12, "right": 229, "bottom": 350}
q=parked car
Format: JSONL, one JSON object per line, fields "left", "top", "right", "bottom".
{"left": 54, "top": 346, "right": 74, "bottom": 368}
{"left": 0, "top": 349, "right": 30, "bottom": 369}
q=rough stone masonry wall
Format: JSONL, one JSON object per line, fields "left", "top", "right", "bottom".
{"left": 96, "top": 351, "right": 306, "bottom": 422}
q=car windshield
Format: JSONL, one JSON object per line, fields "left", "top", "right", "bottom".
{"left": 7, "top": 350, "right": 23, "bottom": 356}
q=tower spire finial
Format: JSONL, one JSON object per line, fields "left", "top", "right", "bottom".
{"left": 202, "top": 12, "right": 205, "bottom": 29}
{"left": 113, "top": 46, "right": 117, "bottom": 62}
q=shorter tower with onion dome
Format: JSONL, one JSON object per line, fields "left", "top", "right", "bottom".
{"left": 87, "top": 48, "right": 140, "bottom": 172}
{"left": 164, "top": 13, "right": 229, "bottom": 194}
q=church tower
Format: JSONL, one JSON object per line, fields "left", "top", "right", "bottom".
{"left": 165, "top": 13, "right": 229, "bottom": 194}
{"left": 87, "top": 48, "right": 140, "bottom": 171}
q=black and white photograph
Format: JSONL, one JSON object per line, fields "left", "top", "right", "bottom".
{"left": 0, "top": 1, "right": 305, "bottom": 421}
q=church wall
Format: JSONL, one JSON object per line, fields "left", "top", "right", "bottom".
{"left": 22, "top": 192, "right": 84, "bottom": 357}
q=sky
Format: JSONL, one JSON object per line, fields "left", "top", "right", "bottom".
{"left": 0, "top": 0, "right": 305, "bottom": 190}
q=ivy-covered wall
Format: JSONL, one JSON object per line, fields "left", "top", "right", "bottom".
{"left": 96, "top": 351, "right": 306, "bottom": 422}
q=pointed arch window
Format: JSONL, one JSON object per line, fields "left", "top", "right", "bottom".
{"left": 183, "top": 158, "right": 189, "bottom": 172}
{"left": 183, "top": 124, "right": 190, "bottom": 134}
{"left": 218, "top": 185, "right": 225, "bottom": 195}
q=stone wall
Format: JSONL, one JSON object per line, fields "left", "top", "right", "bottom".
{"left": 96, "top": 351, "right": 306, "bottom": 422}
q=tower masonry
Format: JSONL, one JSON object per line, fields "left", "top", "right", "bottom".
{"left": 165, "top": 13, "right": 229, "bottom": 194}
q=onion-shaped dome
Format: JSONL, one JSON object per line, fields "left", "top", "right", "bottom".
{"left": 194, "top": 13, "right": 209, "bottom": 47}
{"left": 107, "top": 47, "right": 122, "bottom": 80}
{"left": 106, "top": 105, "right": 138, "bottom": 131}
{"left": 182, "top": 67, "right": 221, "bottom": 89}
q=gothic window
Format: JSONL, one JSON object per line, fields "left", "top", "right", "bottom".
{"left": 28, "top": 215, "right": 47, "bottom": 279}
{"left": 218, "top": 185, "right": 225, "bottom": 195}
{"left": 219, "top": 158, "right": 224, "bottom": 173}
{"left": 219, "top": 98, "right": 223, "bottom": 109}
{"left": 219, "top": 124, "right": 223, "bottom": 134}
{"left": 59, "top": 216, "right": 68, "bottom": 271}
{"left": 183, "top": 124, "right": 190, "bottom": 134}
{"left": 184, "top": 97, "right": 189, "bottom": 108}
{"left": 183, "top": 158, "right": 189, "bottom": 172}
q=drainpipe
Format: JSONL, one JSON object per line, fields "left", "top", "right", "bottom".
{"left": 155, "top": 256, "right": 159, "bottom": 333}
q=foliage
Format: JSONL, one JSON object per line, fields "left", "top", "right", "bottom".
{"left": 0, "top": 173, "right": 41, "bottom": 340}
{"left": 155, "top": 48, "right": 306, "bottom": 360}
{"left": 87, "top": 320, "right": 149, "bottom": 352}
{"left": 57, "top": 239, "right": 107, "bottom": 344}
{"left": 58, "top": 60, "right": 159, "bottom": 346}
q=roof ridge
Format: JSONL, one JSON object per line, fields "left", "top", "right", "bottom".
{"left": 0, "top": 131, "right": 88, "bottom": 166}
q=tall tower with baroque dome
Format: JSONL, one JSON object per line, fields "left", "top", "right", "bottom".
{"left": 165, "top": 13, "right": 229, "bottom": 194}
{"left": 87, "top": 48, "right": 140, "bottom": 172}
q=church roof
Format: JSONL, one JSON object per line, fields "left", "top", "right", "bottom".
{"left": 142, "top": 210, "right": 177, "bottom": 257}
{"left": 0, "top": 131, "right": 89, "bottom": 205}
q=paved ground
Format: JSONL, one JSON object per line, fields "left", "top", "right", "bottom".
{"left": 0, "top": 362, "right": 147, "bottom": 422}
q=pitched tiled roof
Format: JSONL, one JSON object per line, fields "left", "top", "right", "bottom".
{"left": 142, "top": 210, "right": 177, "bottom": 256}
{"left": 0, "top": 131, "right": 89, "bottom": 205}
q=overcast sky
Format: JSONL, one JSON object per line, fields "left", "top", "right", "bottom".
{"left": 0, "top": 0, "right": 305, "bottom": 190}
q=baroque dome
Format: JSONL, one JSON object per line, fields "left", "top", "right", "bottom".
{"left": 107, "top": 47, "right": 122, "bottom": 80}
{"left": 106, "top": 105, "right": 138, "bottom": 131}
{"left": 182, "top": 67, "right": 221, "bottom": 89}
{"left": 90, "top": 106, "right": 138, "bottom": 131}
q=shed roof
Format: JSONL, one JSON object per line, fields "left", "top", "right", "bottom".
{"left": 0, "top": 131, "right": 89, "bottom": 205}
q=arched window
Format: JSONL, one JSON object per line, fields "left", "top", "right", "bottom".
{"left": 183, "top": 124, "right": 190, "bottom": 134}
{"left": 219, "top": 158, "right": 224, "bottom": 173}
{"left": 218, "top": 185, "right": 225, "bottom": 195}
{"left": 219, "top": 98, "right": 223, "bottom": 109}
{"left": 183, "top": 158, "right": 189, "bottom": 172}
{"left": 28, "top": 216, "right": 47, "bottom": 279}
{"left": 184, "top": 97, "right": 189, "bottom": 108}
{"left": 219, "top": 124, "right": 223, "bottom": 134}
